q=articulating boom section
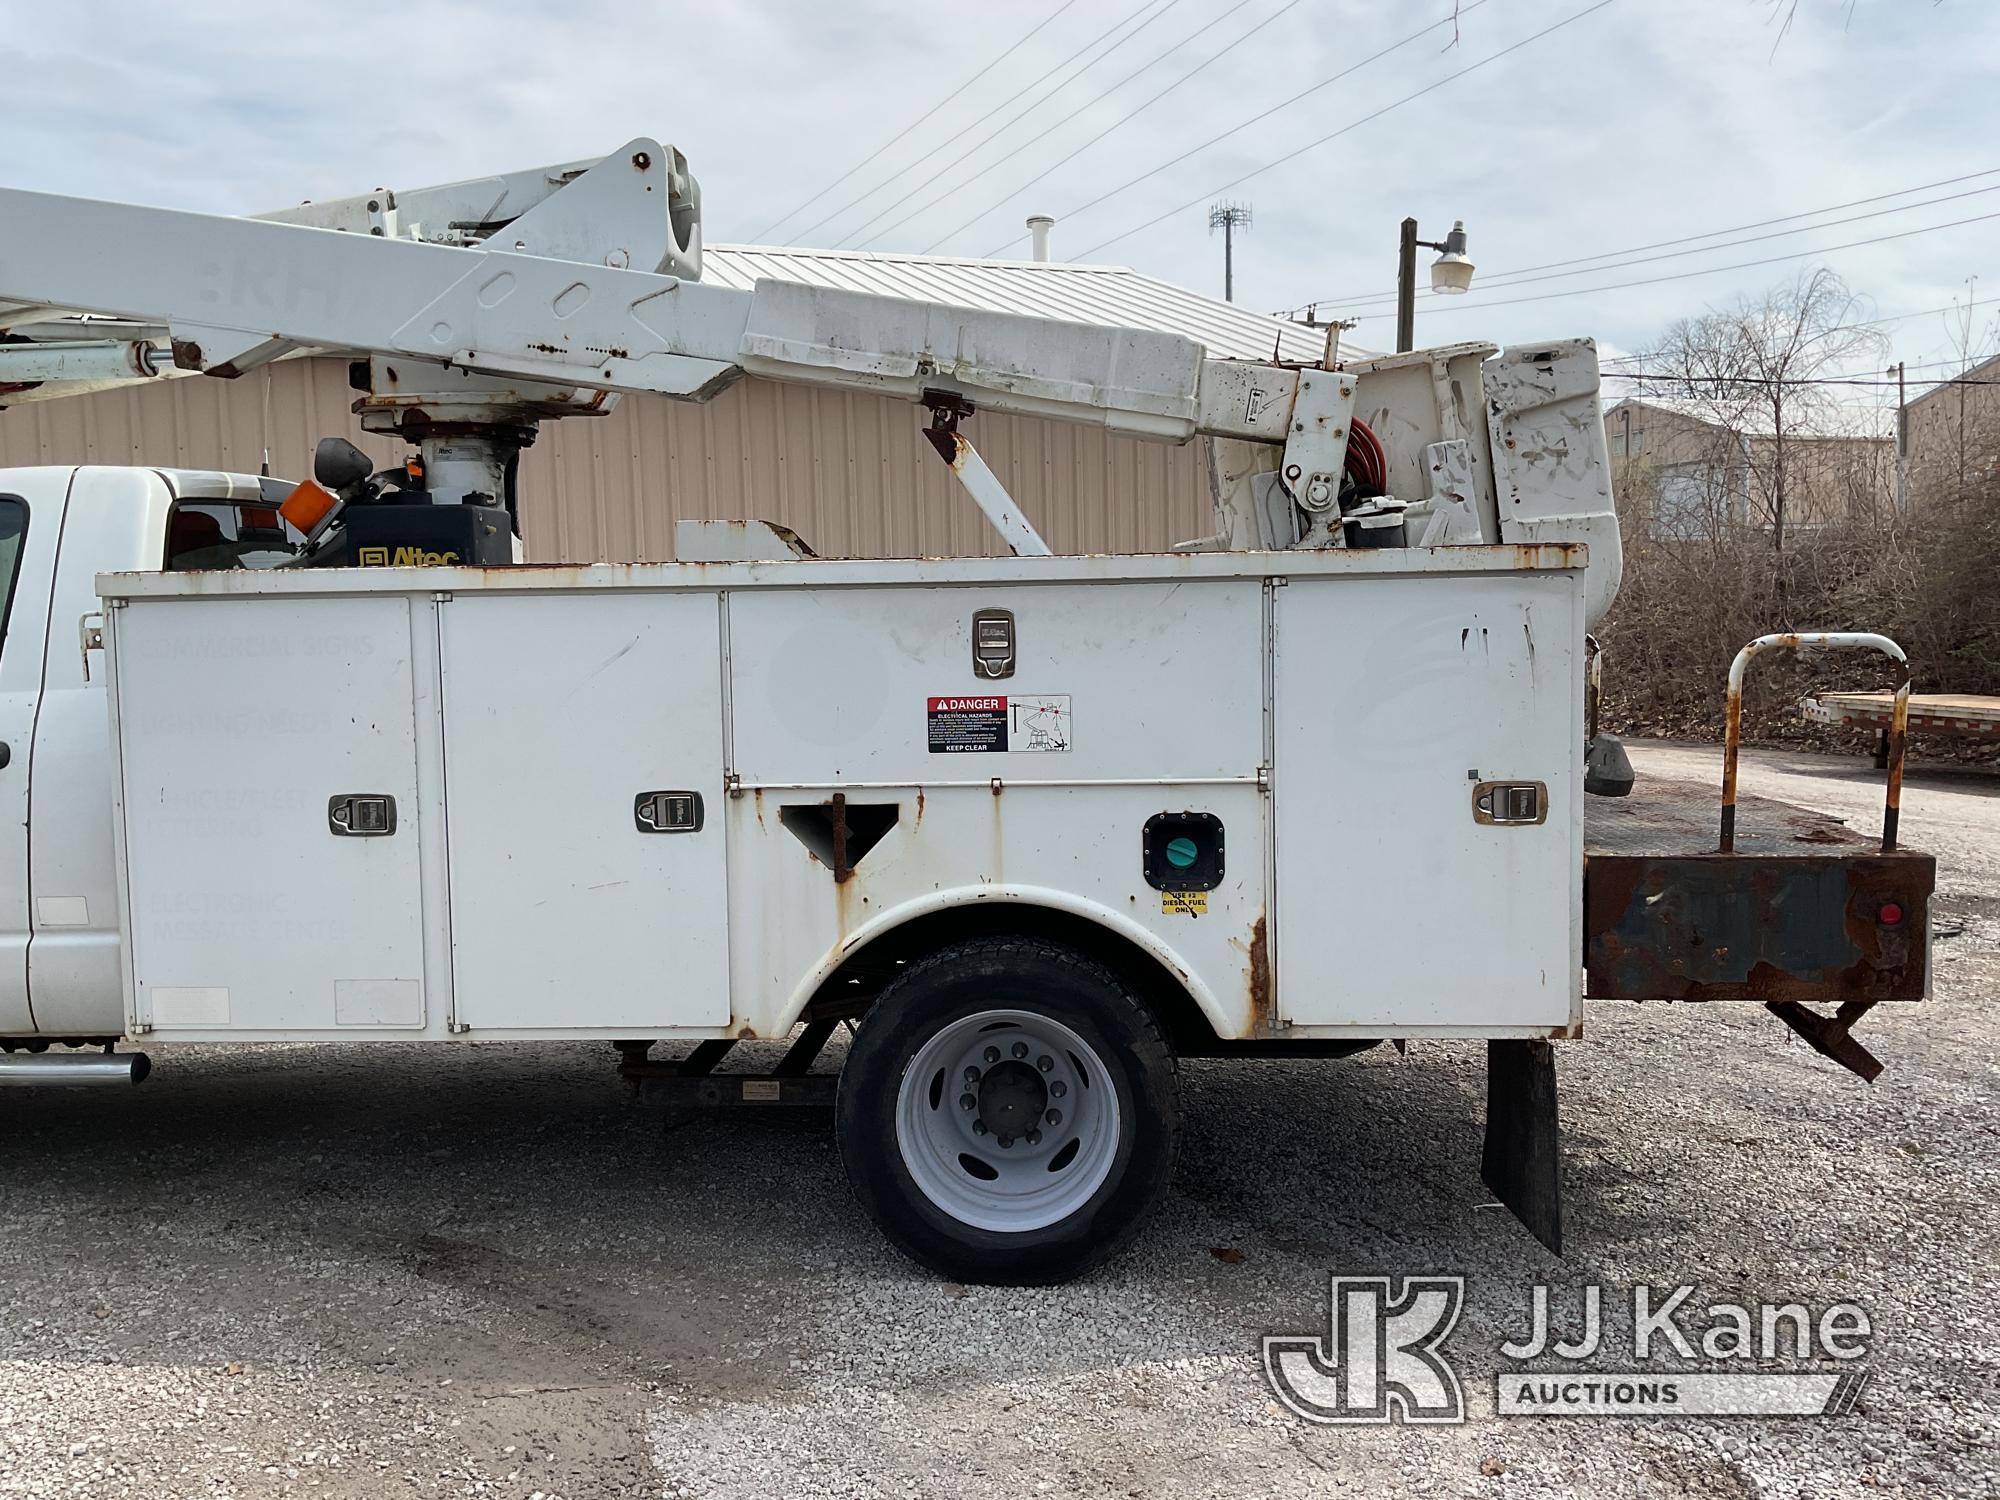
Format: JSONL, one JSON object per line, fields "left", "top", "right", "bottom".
{"left": 0, "top": 137, "right": 1620, "bottom": 617}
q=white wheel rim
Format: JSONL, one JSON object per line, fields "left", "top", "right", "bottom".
{"left": 893, "top": 1008, "right": 1122, "bottom": 1233}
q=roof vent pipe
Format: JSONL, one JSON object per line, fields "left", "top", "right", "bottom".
{"left": 1026, "top": 215, "right": 1055, "bottom": 263}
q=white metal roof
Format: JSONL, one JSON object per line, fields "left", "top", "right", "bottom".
{"left": 702, "top": 244, "right": 1349, "bottom": 364}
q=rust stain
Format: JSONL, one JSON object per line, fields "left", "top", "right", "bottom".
{"left": 829, "top": 792, "right": 853, "bottom": 884}
{"left": 914, "top": 788, "right": 925, "bottom": 824}
{"left": 1246, "top": 914, "right": 1274, "bottom": 1034}
{"left": 169, "top": 338, "right": 204, "bottom": 370}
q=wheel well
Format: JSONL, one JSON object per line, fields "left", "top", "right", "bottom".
{"left": 806, "top": 902, "right": 1224, "bottom": 1055}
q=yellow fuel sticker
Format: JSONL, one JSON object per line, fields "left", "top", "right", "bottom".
{"left": 1160, "top": 890, "right": 1207, "bottom": 916}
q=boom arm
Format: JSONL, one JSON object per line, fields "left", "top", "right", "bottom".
{"left": 0, "top": 139, "right": 1340, "bottom": 518}
{"left": 0, "top": 137, "right": 1619, "bottom": 622}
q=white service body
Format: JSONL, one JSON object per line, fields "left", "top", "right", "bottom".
{"left": 95, "top": 547, "right": 1585, "bottom": 1045}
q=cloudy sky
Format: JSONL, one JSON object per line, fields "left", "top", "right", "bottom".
{"left": 5, "top": 0, "right": 1992, "bottom": 407}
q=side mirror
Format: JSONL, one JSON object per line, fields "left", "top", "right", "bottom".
{"left": 1584, "top": 733, "right": 1635, "bottom": 798}
{"left": 313, "top": 436, "right": 374, "bottom": 491}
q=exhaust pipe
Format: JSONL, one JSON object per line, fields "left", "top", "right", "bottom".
{"left": 1026, "top": 214, "right": 1054, "bottom": 262}
{"left": 0, "top": 1050, "right": 151, "bottom": 1087}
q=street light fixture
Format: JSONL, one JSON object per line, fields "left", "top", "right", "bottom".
{"left": 1397, "top": 217, "right": 1474, "bottom": 352}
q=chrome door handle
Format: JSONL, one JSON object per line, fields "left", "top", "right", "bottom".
{"left": 635, "top": 790, "right": 703, "bottom": 833}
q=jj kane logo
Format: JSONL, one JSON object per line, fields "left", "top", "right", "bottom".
{"left": 1264, "top": 1277, "right": 1467, "bottom": 1424}
{"left": 1264, "top": 1277, "right": 1871, "bottom": 1424}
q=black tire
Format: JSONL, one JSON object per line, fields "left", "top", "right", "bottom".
{"left": 836, "top": 936, "right": 1180, "bottom": 1285}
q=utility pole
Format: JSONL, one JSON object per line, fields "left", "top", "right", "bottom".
{"left": 1890, "top": 360, "right": 1907, "bottom": 514}
{"left": 1207, "top": 202, "right": 1252, "bottom": 303}
{"left": 1396, "top": 217, "right": 1420, "bottom": 353}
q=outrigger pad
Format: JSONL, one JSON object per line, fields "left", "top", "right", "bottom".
{"left": 1482, "top": 1039, "right": 1563, "bottom": 1255}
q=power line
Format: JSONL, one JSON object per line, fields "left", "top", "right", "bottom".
{"left": 749, "top": 0, "right": 1080, "bottom": 242}
{"left": 1291, "top": 165, "right": 2000, "bottom": 309}
{"left": 1605, "top": 370, "right": 2000, "bottom": 390}
{"left": 928, "top": 0, "right": 1311, "bottom": 257}
{"left": 1609, "top": 350, "right": 1999, "bottom": 384}
{"left": 828, "top": 0, "right": 1187, "bottom": 251}
{"left": 1354, "top": 210, "right": 2000, "bottom": 318}
{"left": 857, "top": 0, "right": 1260, "bottom": 254}
{"left": 784, "top": 0, "right": 1159, "bottom": 246}
{"left": 1070, "top": 0, "right": 1618, "bottom": 262}
{"left": 981, "top": 0, "right": 1493, "bottom": 261}
{"left": 1292, "top": 178, "right": 2000, "bottom": 314}
{"left": 1596, "top": 296, "right": 2000, "bottom": 363}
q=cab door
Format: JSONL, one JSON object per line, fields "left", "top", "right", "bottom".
{"left": 24, "top": 468, "right": 175, "bottom": 1034}
{"left": 0, "top": 476, "right": 58, "bottom": 1033}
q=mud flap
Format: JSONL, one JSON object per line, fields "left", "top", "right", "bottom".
{"left": 1481, "top": 1039, "right": 1562, "bottom": 1255}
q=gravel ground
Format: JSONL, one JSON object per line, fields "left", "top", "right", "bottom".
{"left": 1, "top": 741, "right": 1994, "bottom": 1499}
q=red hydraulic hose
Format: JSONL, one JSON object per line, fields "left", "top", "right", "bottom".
{"left": 1345, "top": 416, "right": 1386, "bottom": 494}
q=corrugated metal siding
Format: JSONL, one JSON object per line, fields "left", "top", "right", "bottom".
{"left": 0, "top": 359, "right": 1212, "bottom": 561}
{"left": 702, "top": 243, "right": 1338, "bottom": 363}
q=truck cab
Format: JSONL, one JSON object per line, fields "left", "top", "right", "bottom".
{"left": 0, "top": 465, "right": 300, "bottom": 1038}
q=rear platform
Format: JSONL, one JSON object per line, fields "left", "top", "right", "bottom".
{"left": 1582, "top": 771, "right": 1933, "bottom": 1080}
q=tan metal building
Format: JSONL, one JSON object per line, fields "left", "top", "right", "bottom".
{"left": 1903, "top": 351, "right": 2000, "bottom": 504}
{"left": 0, "top": 246, "right": 1335, "bottom": 562}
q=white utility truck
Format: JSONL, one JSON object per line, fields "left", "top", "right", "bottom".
{"left": 0, "top": 142, "right": 1932, "bottom": 1282}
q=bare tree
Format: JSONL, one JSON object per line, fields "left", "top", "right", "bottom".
{"left": 1639, "top": 268, "right": 1888, "bottom": 557}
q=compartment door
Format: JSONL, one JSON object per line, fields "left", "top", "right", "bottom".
{"left": 1272, "top": 574, "right": 1581, "bottom": 1029}
{"left": 120, "top": 594, "right": 428, "bottom": 1034}
{"left": 441, "top": 593, "right": 728, "bottom": 1031}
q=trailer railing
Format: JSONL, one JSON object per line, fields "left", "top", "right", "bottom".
{"left": 1720, "top": 632, "right": 1911, "bottom": 854}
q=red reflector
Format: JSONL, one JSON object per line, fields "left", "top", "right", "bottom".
{"left": 1878, "top": 903, "right": 1904, "bottom": 926}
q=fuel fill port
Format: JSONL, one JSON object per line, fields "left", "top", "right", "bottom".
{"left": 1143, "top": 811, "right": 1224, "bottom": 891}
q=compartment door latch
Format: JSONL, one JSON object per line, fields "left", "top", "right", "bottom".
{"left": 635, "top": 790, "right": 705, "bottom": 833}
{"left": 328, "top": 794, "right": 397, "bottom": 836}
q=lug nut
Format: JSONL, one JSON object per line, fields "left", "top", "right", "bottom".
{"left": 983, "top": 1046, "right": 1001, "bottom": 1064}
{"left": 1037, "top": 1055, "right": 1053, "bottom": 1073}
{"left": 959, "top": 1093, "right": 976, "bottom": 1112}
{"left": 997, "top": 1133, "right": 1013, "bottom": 1148}
{"left": 1026, "top": 1129, "right": 1043, "bottom": 1146}
{"left": 1011, "top": 1042, "right": 1029, "bottom": 1059}
{"left": 1050, "top": 1080, "right": 1068, "bottom": 1098}
{"left": 1046, "top": 1109, "right": 1062, "bottom": 1126}
{"left": 964, "top": 1066, "right": 981, "bottom": 1083}
{"left": 973, "top": 1120, "right": 988, "bottom": 1135}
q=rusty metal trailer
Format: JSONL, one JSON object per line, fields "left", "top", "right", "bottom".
{"left": 1806, "top": 690, "right": 2000, "bottom": 767}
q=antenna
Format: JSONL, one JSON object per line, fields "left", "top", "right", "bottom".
{"left": 1207, "top": 201, "right": 1252, "bottom": 302}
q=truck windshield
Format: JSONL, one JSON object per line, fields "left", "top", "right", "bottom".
{"left": 164, "top": 502, "right": 305, "bottom": 571}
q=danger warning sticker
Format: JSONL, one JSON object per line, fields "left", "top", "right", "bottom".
{"left": 927, "top": 696, "right": 1008, "bottom": 753}
{"left": 926, "top": 695, "right": 1072, "bottom": 753}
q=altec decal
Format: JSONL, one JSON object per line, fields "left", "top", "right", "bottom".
{"left": 357, "top": 545, "right": 462, "bottom": 567}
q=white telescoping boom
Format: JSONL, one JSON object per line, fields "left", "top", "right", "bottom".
{"left": 0, "top": 137, "right": 1621, "bottom": 620}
